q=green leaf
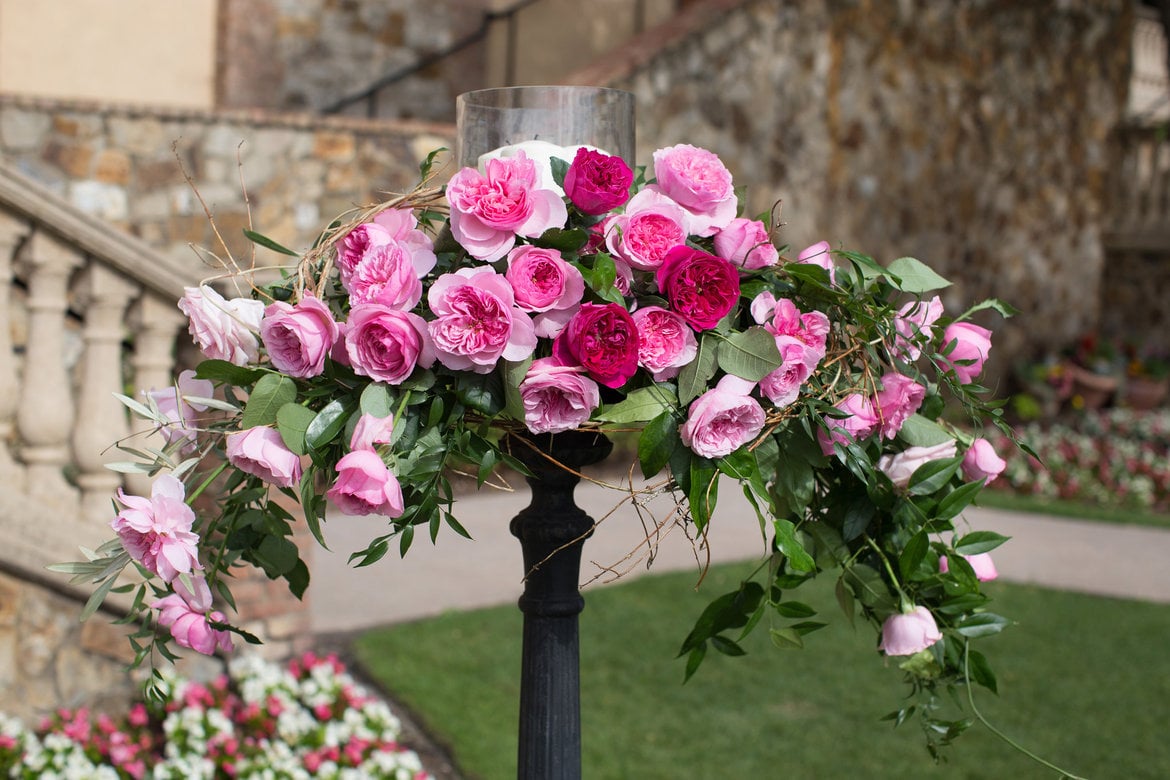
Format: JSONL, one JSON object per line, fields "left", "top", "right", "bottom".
{"left": 885, "top": 256, "right": 952, "bottom": 293}
{"left": 688, "top": 457, "right": 719, "bottom": 530}
{"left": 79, "top": 576, "right": 118, "bottom": 622}
{"left": 683, "top": 643, "right": 707, "bottom": 682}
{"left": 835, "top": 577, "right": 856, "bottom": 625}
{"left": 774, "top": 601, "right": 817, "bottom": 618}
{"left": 455, "top": 372, "right": 505, "bottom": 416}
{"left": 968, "top": 649, "right": 998, "bottom": 694}
{"left": 549, "top": 156, "right": 570, "bottom": 189}
{"left": 240, "top": 374, "right": 297, "bottom": 429}
{"left": 276, "top": 403, "right": 316, "bottom": 455}
{"left": 907, "top": 456, "right": 962, "bottom": 496}
{"left": 502, "top": 358, "right": 533, "bottom": 420}
{"left": 772, "top": 518, "right": 815, "bottom": 572}
{"left": 936, "top": 481, "right": 985, "bottom": 521}
{"left": 285, "top": 560, "right": 310, "bottom": 600}
{"left": 532, "top": 226, "right": 588, "bottom": 253}
{"left": 677, "top": 333, "right": 719, "bottom": 406}
{"left": 359, "top": 383, "right": 393, "bottom": 418}
{"left": 955, "top": 612, "right": 1010, "bottom": 638}
{"left": 194, "top": 359, "right": 266, "bottom": 386}
{"left": 305, "top": 399, "right": 350, "bottom": 449}
{"left": 898, "top": 531, "right": 930, "bottom": 581}
{"left": 954, "top": 531, "right": 1011, "bottom": 556}
{"left": 897, "top": 414, "right": 954, "bottom": 447}
{"left": 716, "top": 327, "right": 783, "bottom": 381}
{"left": 256, "top": 535, "right": 299, "bottom": 576}
{"left": 769, "top": 627, "right": 804, "bottom": 649}
{"left": 638, "top": 410, "right": 680, "bottom": 478}
{"left": 710, "top": 635, "right": 747, "bottom": 657}
{"left": 243, "top": 228, "right": 299, "bottom": 257}
{"left": 596, "top": 386, "right": 678, "bottom": 423}
{"left": 961, "top": 298, "right": 1019, "bottom": 319}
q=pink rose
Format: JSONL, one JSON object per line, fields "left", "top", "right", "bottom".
{"left": 564, "top": 147, "right": 633, "bottom": 215}
{"left": 817, "top": 393, "right": 880, "bottom": 455}
{"left": 178, "top": 285, "right": 264, "bottom": 366}
{"left": 941, "top": 322, "right": 993, "bottom": 384}
{"left": 892, "top": 295, "right": 944, "bottom": 361}
{"left": 759, "top": 337, "right": 814, "bottom": 408}
{"left": 111, "top": 474, "right": 201, "bottom": 583}
{"left": 714, "top": 218, "right": 779, "bottom": 270}
{"left": 753, "top": 293, "right": 830, "bottom": 368}
{"left": 962, "top": 437, "right": 1006, "bottom": 484}
{"left": 877, "top": 441, "right": 958, "bottom": 488}
{"left": 795, "top": 241, "right": 837, "bottom": 284}
{"left": 632, "top": 306, "right": 698, "bottom": 381}
{"left": 446, "top": 152, "right": 568, "bottom": 262}
{"left": 505, "top": 245, "right": 585, "bottom": 338}
{"left": 225, "top": 426, "right": 303, "bottom": 488}
{"left": 940, "top": 552, "right": 998, "bottom": 582}
{"left": 260, "top": 294, "right": 339, "bottom": 379}
{"left": 604, "top": 189, "right": 689, "bottom": 271}
{"left": 338, "top": 210, "right": 436, "bottom": 286}
{"left": 519, "top": 357, "right": 601, "bottom": 434}
{"left": 873, "top": 372, "right": 925, "bottom": 439}
{"left": 345, "top": 304, "right": 434, "bottom": 384}
{"left": 879, "top": 606, "right": 942, "bottom": 656}
{"left": 326, "top": 450, "right": 405, "bottom": 518}
{"left": 656, "top": 246, "right": 741, "bottom": 331}
{"left": 428, "top": 267, "right": 537, "bottom": 373}
{"left": 553, "top": 302, "right": 640, "bottom": 389}
{"left": 145, "top": 369, "right": 214, "bottom": 452}
{"left": 650, "top": 144, "right": 737, "bottom": 236}
{"left": 681, "top": 375, "right": 766, "bottom": 458}
{"left": 344, "top": 241, "right": 424, "bottom": 311}
{"left": 152, "top": 575, "right": 233, "bottom": 656}
{"left": 350, "top": 413, "right": 396, "bottom": 451}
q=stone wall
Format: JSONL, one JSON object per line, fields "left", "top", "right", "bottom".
{"left": 571, "top": 0, "right": 1135, "bottom": 381}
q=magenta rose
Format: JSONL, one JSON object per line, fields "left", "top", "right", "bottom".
{"left": 962, "top": 437, "right": 1006, "bottom": 484}
{"left": 879, "top": 606, "right": 942, "bottom": 656}
{"left": 892, "top": 295, "right": 944, "bottom": 361}
{"left": 681, "top": 375, "right": 766, "bottom": 458}
{"left": 714, "top": 218, "right": 779, "bottom": 270}
{"left": 326, "top": 450, "right": 405, "bottom": 518}
{"left": 178, "top": 285, "right": 265, "bottom": 366}
{"left": 345, "top": 241, "right": 424, "bottom": 311}
{"left": 446, "top": 153, "right": 568, "bottom": 262}
{"left": 153, "top": 575, "right": 233, "bottom": 656}
{"left": 873, "top": 372, "right": 925, "bottom": 439}
{"left": 111, "top": 474, "right": 201, "bottom": 584}
{"left": 650, "top": 144, "right": 737, "bottom": 236}
{"left": 940, "top": 552, "right": 999, "bottom": 582}
{"left": 225, "top": 426, "right": 303, "bottom": 488}
{"left": 563, "top": 147, "right": 633, "bottom": 215}
{"left": 632, "top": 306, "right": 698, "bottom": 381}
{"left": 759, "top": 337, "right": 814, "bottom": 408}
{"left": 519, "top": 357, "right": 602, "bottom": 434}
{"left": 817, "top": 393, "right": 880, "bottom": 456}
{"left": 505, "top": 245, "right": 586, "bottom": 338}
{"left": 428, "top": 267, "right": 538, "bottom": 373}
{"left": 145, "top": 369, "right": 214, "bottom": 452}
{"left": 877, "top": 441, "right": 958, "bottom": 488}
{"left": 553, "top": 302, "right": 640, "bottom": 389}
{"left": 345, "top": 304, "right": 434, "bottom": 385}
{"left": 260, "top": 294, "right": 339, "bottom": 379}
{"left": 656, "top": 246, "right": 741, "bottom": 331}
{"left": 941, "top": 322, "right": 993, "bottom": 384}
{"left": 795, "top": 240, "right": 837, "bottom": 284}
{"left": 604, "top": 189, "right": 689, "bottom": 271}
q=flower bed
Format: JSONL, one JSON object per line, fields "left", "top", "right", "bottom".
{"left": 0, "top": 652, "right": 430, "bottom": 779}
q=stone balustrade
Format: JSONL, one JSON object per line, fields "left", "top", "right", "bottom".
{"left": 1105, "top": 124, "right": 1170, "bottom": 253}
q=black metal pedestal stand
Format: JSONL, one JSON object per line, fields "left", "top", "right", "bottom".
{"left": 505, "top": 430, "right": 613, "bottom": 780}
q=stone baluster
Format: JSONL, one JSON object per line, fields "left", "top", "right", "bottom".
{"left": 124, "top": 292, "right": 186, "bottom": 496}
{"left": 0, "top": 213, "right": 29, "bottom": 479}
{"left": 15, "top": 230, "right": 83, "bottom": 502}
{"left": 72, "top": 263, "right": 140, "bottom": 524}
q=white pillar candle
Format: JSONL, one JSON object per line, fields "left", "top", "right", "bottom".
{"left": 477, "top": 139, "right": 600, "bottom": 196}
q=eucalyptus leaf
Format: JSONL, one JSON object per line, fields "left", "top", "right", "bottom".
{"left": 243, "top": 228, "right": 299, "bottom": 257}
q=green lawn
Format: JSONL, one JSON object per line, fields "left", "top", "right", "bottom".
{"left": 354, "top": 563, "right": 1169, "bottom": 779}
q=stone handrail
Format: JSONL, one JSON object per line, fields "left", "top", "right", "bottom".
{"left": 0, "top": 157, "right": 200, "bottom": 579}
{"left": 1105, "top": 124, "right": 1170, "bottom": 252}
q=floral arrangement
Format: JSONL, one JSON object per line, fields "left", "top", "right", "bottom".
{"left": 58, "top": 140, "right": 1021, "bottom": 754}
{"left": 0, "top": 652, "right": 430, "bottom": 779}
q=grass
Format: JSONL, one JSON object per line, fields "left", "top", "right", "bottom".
{"left": 354, "top": 563, "right": 1170, "bottom": 779}
{"left": 976, "top": 489, "right": 1170, "bottom": 528}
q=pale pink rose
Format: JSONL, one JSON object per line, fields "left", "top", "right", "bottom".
{"left": 225, "top": 426, "right": 303, "bottom": 488}
{"left": 818, "top": 393, "right": 880, "bottom": 456}
{"left": 681, "top": 375, "right": 766, "bottom": 458}
{"left": 714, "top": 218, "right": 779, "bottom": 270}
{"left": 345, "top": 304, "right": 434, "bottom": 384}
{"left": 519, "top": 357, "right": 601, "bottom": 434}
{"left": 879, "top": 606, "right": 942, "bottom": 656}
{"left": 152, "top": 575, "right": 233, "bottom": 656}
{"left": 873, "top": 372, "right": 925, "bottom": 439}
{"left": 326, "top": 450, "right": 405, "bottom": 518}
{"left": 350, "top": 413, "right": 396, "bottom": 451}
{"left": 940, "top": 552, "right": 999, "bottom": 582}
{"left": 892, "top": 295, "right": 944, "bottom": 361}
{"left": 649, "top": 144, "right": 737, "bottom": 236}
{"left": 446, "top": 152, "right": 568, "bottom": 262}
{"left": 260, "top": 294, "right": 339, "bottom": 379}
{"left": 632, "top": 306, "right": 698, "bottom": 381}
{"left": 759, "top": 337, "right": 814, "bottom": 408}
{"left": 428, "top": 267, "right": 537, "bottom": 373}
{"left": 338, "top": 210, "right": 436, "bottom": 285}
{"left": 877, "top": 441, "right": 958, "bottom": 488}
{"left": 505, "top": 245, "right": 585, "bottom": 338}
{"left": 145, "top": 369, "right": 214, "bottom": 451}
{"left": 604, "top": 189, "right": 690, "bottom": 271}
{"left": 111, "top": 474, "right": 201, "bottom": 584}
{"left": 941, "top": 322, "right": 993, "bottom": 384}
{"left": 178, "top": 286, "right": 264, "bottom": 366}
{"left": 553, "top": 302, "right": 641, "bottom": 389}
{"left": 962, "top": 437, "right": 1006, "bottom": 484}
{"left": 754, "top": 294, "right": 829, "bottom": 366}
{"left": 344, "top": 242, "right": 424, "bottom": 311}
{"left": 795, "top": 240, "right": 837, "bottom": 284}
